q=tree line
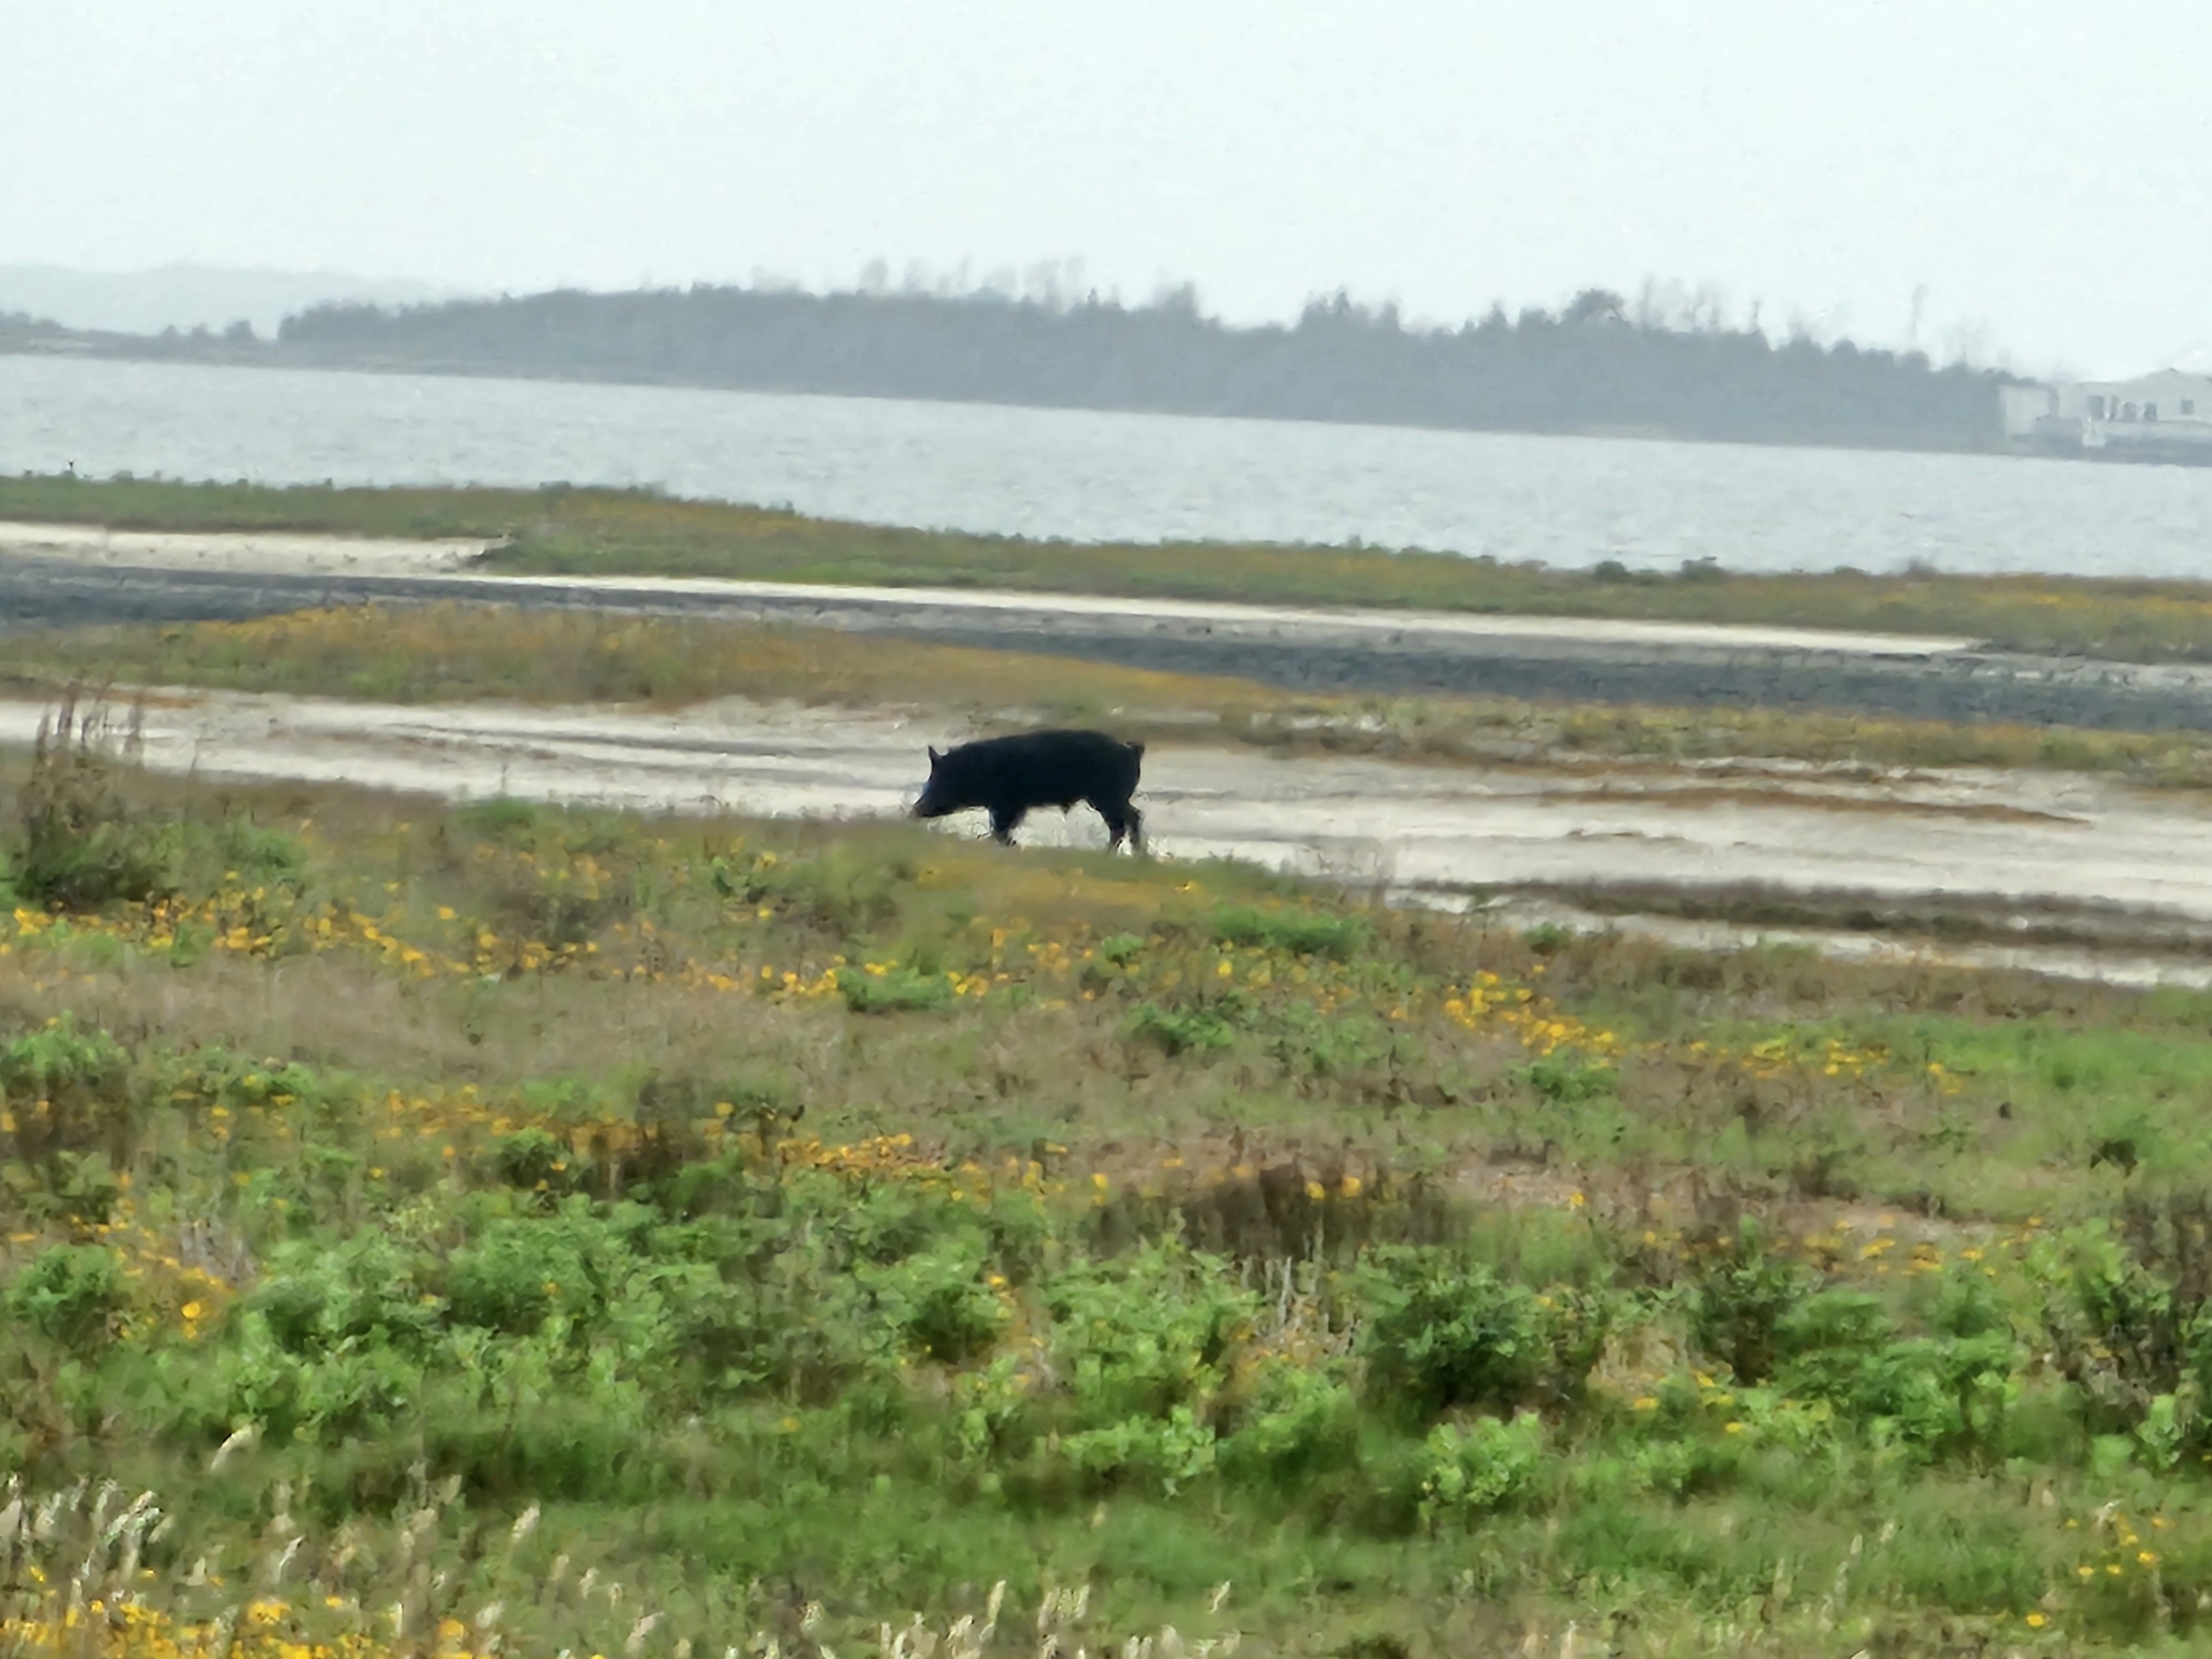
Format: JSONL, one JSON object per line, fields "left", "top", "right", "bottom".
{"left": 202, "top": 280, "right": 2018, "bottom": 449}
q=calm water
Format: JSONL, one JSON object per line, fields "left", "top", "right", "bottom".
{"left": 6, "top": 353, "right": 2211, "bottom": 578}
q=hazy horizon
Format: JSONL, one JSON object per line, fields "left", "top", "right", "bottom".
{"left": 6, "top": 1, "right": 2207, "bottom": 382}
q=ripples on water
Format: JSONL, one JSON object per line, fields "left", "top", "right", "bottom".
{"left": 6, "top": 354, "right": 2210, "bottom": 578}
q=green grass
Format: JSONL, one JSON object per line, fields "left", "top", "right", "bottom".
{"left": 13, "top": 709, "right": 2212, "bottom": 1652}
{"left": 17, "top": 472, "right": 2212, "bottom": 662}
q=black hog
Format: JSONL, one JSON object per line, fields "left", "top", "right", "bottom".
{"left": 911, "top": 728, "right": 1146, "bottom": 851}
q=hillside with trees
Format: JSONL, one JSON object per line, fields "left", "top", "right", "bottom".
{"left": 269, "top": 279, "right": 2012, "bottom": 452}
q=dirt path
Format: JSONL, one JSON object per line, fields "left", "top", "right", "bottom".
{"left": 6, "top": 684, "right": 2211, "bottom": 989}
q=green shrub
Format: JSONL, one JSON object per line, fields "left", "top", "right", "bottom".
{"left": 836, "top": 964, "right": 954, "bottom": 1015}
{"left": 4, "top": 1243, "right": 124, "bottom": 1347}
{"left": 1410, "top": 1412, "right": 1547, "bottom": 1527}
{"left": 1046, "top": 1240, "right": 1258, "bottom": 1427}
{"left": 948, "top": 1352, "right": 1032, "bottom": 1464}
{"left": 246, "top": 1235, "right": 441, "bottom": 1358}
{"left": 0, "top": 1019, "right": 135, "bottom": 1183}
{"left": 1127, "top": 1001, "right": 1238, "bottom": 1056}
{"left": 202, "top": 1308, "right": 426, "bottom": 1443}
{"left": 1360, "top": 1248, "right": 1602, "bottom": 1418}
{"left": 0, "top": 1019, "right": 132, "bottom": 1102}
{"left": 1211, "top": 904, "right": 1369, "bottom": 961}
{"left": 715, "top": 843, "right": 909, "bottom": 935}
{"left": 658, "top": 1213, "right": 893, "bottom": 1404}
{"left": 491, "top": 1127, "right": 575, "bottom": 1193}
{"left": 1057, "top": 1404, "right": 1219, "bottom": 1496}
{"left": 1689, "top": 1219, "right": 1816, "bottom": 1384}
{"left": 1219, "top": 1364, "right": 1360, "bottom": 1488}
{"left": 210, "top": 817, "right": 307, "bottom": 883}
{"left": 9, "top": 695, "right": 179, "bottom": 910}
{"left": 1768, "top": 1291, "right": 1976, "bottom": 1455}
{"left": 1521, "top": 1052, "right": 1619, "bottom": 1103}
{"left": 1619, "top": 1432, "right": 1752, "bottom": 1499}
{"left": 2030, "top": 1208, "right": 2212, "bottom": 1452}
{"left": 446, "top": 1217, "right": 608, "bottom": 1336}
{"left": 1097, "top": 931, "right": 1145, "bottom": 966}
{"left": 859, "top": 1243, "right": 1006, "bottom": 1364}
{"left": 454, "top": 796, "right": 546, "bottom": 839}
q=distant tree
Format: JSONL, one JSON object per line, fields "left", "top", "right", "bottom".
{"left": 1563, "top": 288, "right": 1626, "bottom": 326}
{"left": 1020, "top": 260, "right": 1065, "bottom": 310}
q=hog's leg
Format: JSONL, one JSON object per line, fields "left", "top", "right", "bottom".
{"left": 1089, "top": 796, "right": 1140, "bottom": 854}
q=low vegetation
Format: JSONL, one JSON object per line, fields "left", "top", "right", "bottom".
{"left": 15, "top": 474, "right": 2212, "bottom": 662}
{"left": 8, "top": 701, "right": 2212, "bottom": 1654}
{"left": 14, "top": 602, "right": 2212, "bottom": 793}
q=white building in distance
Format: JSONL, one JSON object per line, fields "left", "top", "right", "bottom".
{"left": 2004, "top": 368, "right": 2212, "bottom": 460}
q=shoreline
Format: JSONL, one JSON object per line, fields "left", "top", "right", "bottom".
{"left": 13, "top": 474, "right": 2212, "bottom": 639}
{"left": 3, "top": 338, "right": 2029, "bottom": 465}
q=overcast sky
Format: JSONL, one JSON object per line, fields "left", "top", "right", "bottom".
{"left": 7, "top": 0, "right": 2207, "bottom": 379}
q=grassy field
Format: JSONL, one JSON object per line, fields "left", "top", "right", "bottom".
{"left": 14, "top": 472, "right": 2212, "bottom": 662}
{"left": 15, "top": 601, "right": 2212, "bottom": 792}
{"left": 8, "top": 701, "right": 2212, "bottom": 1655}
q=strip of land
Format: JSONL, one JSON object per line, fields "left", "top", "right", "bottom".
{"left": 15, "top": 473, "right": 2212, "bottom": 661}
{"left": 17, "top": 531, "right": 2212, "bottom": 736}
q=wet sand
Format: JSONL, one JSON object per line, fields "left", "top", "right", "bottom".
{"left": 4, "top": 684, "right": 2209, "bottom": 989}
{"left": 0, "top": 520, "right": 498, "bottom": 576}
